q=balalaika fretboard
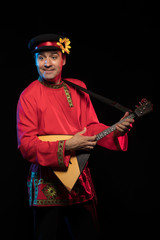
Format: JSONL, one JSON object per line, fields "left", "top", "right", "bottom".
{"left": 96, "top": 112, "right": 135, "bottom": 141}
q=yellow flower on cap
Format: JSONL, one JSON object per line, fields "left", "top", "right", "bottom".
{"left": 57, "top": 37, "right": 71, "bottom": 54}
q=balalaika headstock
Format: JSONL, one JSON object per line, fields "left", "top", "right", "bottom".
{"left": 134, "top": 98, "right": 153, "bottom": 118}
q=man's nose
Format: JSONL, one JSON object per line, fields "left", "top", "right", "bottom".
{"left": 44, "top": 58, "right": 52, "bottom": 67}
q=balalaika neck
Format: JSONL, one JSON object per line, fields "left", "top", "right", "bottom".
{"left": 96, "top": 112, "right": 135, "bottom": 141}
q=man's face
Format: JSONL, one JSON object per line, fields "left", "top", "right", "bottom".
{"left": 35, "top": 51, "right": 66, "bottom": 83}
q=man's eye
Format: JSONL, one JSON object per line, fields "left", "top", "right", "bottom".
{"left": 52, "top": 56, "right": 57, "bottom": 60}
{"left": 38, "top": 56, "right": 44, "bottom": 60}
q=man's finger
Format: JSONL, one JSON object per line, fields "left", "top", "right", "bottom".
{"left": 78, "top": 127, "right": 87, "bottom": 135}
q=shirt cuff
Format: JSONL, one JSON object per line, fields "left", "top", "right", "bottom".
{"left": 57, "top": 140, "right": 71, "bottom": 170}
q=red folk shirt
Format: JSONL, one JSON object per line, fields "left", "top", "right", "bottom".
{"left": 17, "top": 78, "right": 128, "bottom": 206}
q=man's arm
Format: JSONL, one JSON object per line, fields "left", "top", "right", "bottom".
{"left": 17, "top": 94, "right": 71, "bottom": 170}
{"left": 65, "top": 112, "right": 134, "bottom": 152}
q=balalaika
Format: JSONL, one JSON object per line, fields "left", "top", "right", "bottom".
{"left": 38, "top": 99, "right": 153, "bottom": 192}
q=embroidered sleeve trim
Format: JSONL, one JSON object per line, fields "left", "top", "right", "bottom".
{"left": 57, "top": 140, "right": 66, "bottom": 168}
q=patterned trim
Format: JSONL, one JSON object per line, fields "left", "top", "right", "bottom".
{"left": 27, "top": 171, "right": 38, "bottom": 206}
{"left": 42, "top": 183, "right": 57, "bottom": 199}
{"left": 38, "top": 77, "right": 64, "bottom": 89}
{"left": 35, "top": 196, "right": 93, "bottom": 206}
{"left": 63, "top": 83, "right": 74, "bottom": 107}
{"left": 57, "top": 140, "right": 65, "bottom": 168}
{"left": 34, "top": 175, "right": 38, "bottom": 203}
{"left": 28, "top": 172, "right": 95, "bottom": 206}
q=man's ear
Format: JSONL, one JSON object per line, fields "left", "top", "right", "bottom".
{"left": 62, "top": 54, "right": 66, "bottom": 66}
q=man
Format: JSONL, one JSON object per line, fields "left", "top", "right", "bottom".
{"left": 17, "top": 34, "right": 134, "bottom": 240}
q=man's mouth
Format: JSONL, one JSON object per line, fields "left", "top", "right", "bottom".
{"left": 43, "top": 69, "right": 55, "bottom": 74}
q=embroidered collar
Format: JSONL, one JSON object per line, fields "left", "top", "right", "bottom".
{"left": 38, "top": 77, "right": 64, "bottom": 89}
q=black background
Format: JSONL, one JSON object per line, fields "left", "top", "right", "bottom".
{"left": 0, "top": 1, "right": 158, "bottom": 239}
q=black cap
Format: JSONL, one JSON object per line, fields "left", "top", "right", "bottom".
{"left": 28, "top": 33, "right": 71, "bottom": 54}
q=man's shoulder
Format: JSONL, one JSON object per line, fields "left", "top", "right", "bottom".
{"left": 64, "top": 78, "right": 87, "bottom": 88}
{"left": 20, "top": 80, "right": 40, "bottom": 98}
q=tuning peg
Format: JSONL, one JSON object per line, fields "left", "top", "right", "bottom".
{"left": 141, "top": 98, "right": 147, "bottom": 103}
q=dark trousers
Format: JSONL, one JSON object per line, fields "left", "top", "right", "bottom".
{"left": 33, "top": 200, "right": 100, "bottom": 240}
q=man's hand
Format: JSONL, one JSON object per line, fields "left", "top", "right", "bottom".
{"left": 116, "top": 112, "right": 134, "bottom": 136}
{"left": 65, "top": 128, "right": 97, "bottom": 151}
